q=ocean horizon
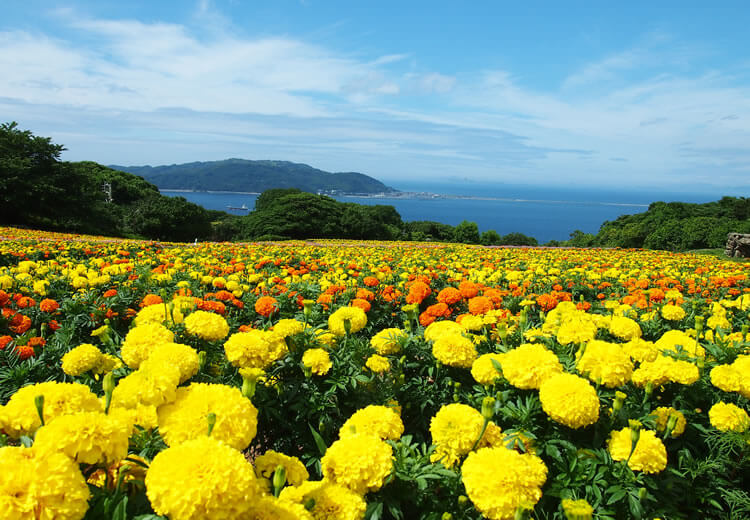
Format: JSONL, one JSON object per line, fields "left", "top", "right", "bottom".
{"left": 162, "top": 183, "right": 722, "bottom": 243}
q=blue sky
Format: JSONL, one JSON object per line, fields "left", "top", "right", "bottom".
{"left": 2, "top": 1, "right": 750, "bottom": 193}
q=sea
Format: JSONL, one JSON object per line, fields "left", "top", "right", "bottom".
{"left": 162, "top": 182, "right": 723, "bottom": 244}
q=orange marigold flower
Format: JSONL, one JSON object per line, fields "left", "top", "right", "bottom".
{"left": 351, "top": 299, "right": 372, "bottom": 312}
{"left": 9, "top": 313, "right": 31, "bottom": 335}
{"left": 468, "top": 296, "right": 493, "bottom": 315}
{"left": 198, "top": 300, "right": 227, "bottom": 315}
{"left": 0, "top": 335, "right": 12, "bottom": 349}
{"left": 419, "top": 311, "right": 437, "bottom": 327}
{"left": 458, "top": 281, "right": 480, "bottom": 299}
{"left": 0, "top": 290, "right": 9, "bottom": 306}
{"left": 15, "top": 345, "right": 35, "bottom": 360}
{"left": 437, "top": 287, "right": 462, "bottom": 305}
{"left": 140, "top": 294, "right": 163, "bottom": 307}
{"left": 103, "top": 289, "right": 118, "bottom": 298}
{"left": 27, "top": 337, "right": 46, "bottom": 348}
{"left": 48, "top": 320, "right": 61, "bottom": 331}
{"left": 536, "top": 294, "right": 558, "bottom": 311}
{"left": 214, "top": 290, "right": 234, "bottom": 301}
{"left": 405, "top": 281, "right": 432, "bottom": 305}
{"left": 175, "top": 287, "right": 192, "bottom": 297}
{"left": 317, "top": 293, "right": 333, "bottom": 310}
{"left": 483, "top": 288, "right": 503, "bottom": 305}
{"left": 39, "top": 299, "right": 59, "bottom": 313}
{"left": 356, "top": 288, "right": 375, "bottom": 301}
{"left": 16, "top": 297, "right": 36, "bottom": 309}
{"left": 255, "top": 296, "right": 278, "bottom": 317}
{"left": 426, "top": 302, "right": 451, "bottom": 318}
{"left": 363, "top": 276, "right": 379, "bottom": 287}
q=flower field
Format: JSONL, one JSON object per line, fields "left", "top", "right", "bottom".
{"left": 0, "top": 225, "right": 748, "bottom": 520}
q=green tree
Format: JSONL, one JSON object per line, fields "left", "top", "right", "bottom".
{"left": 453, "top": 220, "right": 480, "bottom": 244}
{"left": 480, "top": 229, "right": 502, "bottom": 245}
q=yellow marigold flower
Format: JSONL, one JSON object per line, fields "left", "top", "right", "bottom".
{"left": 0, "top": 446, "right": 90, "bottom": 520}
{"left": 61, "top": 343, "right": 103, "bottom": 376}
{"left": 146, "top": 342, "right": 200, "bottom": 383}
{"left": 708, "top": 402, "right": 750, "bottom": 432}
{"left": 608, "top": 427, "right": 667, "bottom": 473}
{"left": 661, "top": 304, "right": 686, "bottom": 321}
{"left": 328, "top": 306, "right": 368, "bottom": 336}
{"left": 522, "top": 327, "right": 548, "bottom": 342}
{"left": 556, "top": 313, "right": 598, "bottom": 345}
{"left": 111, "top": 362, "right": 181, "bottom": 409}
{"left": 608, "top": 316, "right": 642, "bottom": 341}
{"left": 731, "top": 356, "right": 750, "bottom": 398}
{"left": 655, "top": 330, "right": 705, "bottom": 359}
{"left": 429, "top": 403, "right": 494, "bottom": 468}
{"left": 312, "top": 329, "right": 336, "bottom": 348}
{"left": 224, "top": 330, "right": 288, "bottom": 369}
{"left": 459, "top": 314, "right": 485, "bottom": 331}
{"left": 134, "top": 302, "right": 184, "bottom": 326}
{"left": 302, "top": 348, "right": 333, "bottom": 376}
{"left": 575, "top": 340, "right": 633, "bottom": 388}
{"left": 461, "top": 447, "right": 547, "bottom": 520}
{"left": 621, "top": 338, "right": 659, "bottom": 363}
{"left": 651, "top": 407, "right": 686, "bottom": 437}
{"left": 157, "top": 383, "right": 258, "bottom": 451}
{"left": 562, "top": 498, "right": 594, "bottom": 520}
{"left": 184, "top": 310, "right": 229, "bottom": 341}
{"left": 500, "top": 343, "right": 564, "bottom": 390}
{"left": 254, "top": 450, "right": 309, "bottom": 488}
{"left": 339, "top": 405, "right": 404, "bottom": 441}
{"left": 244, "top": 496, "right": 314, "bottom": 520}
{"left": 707, "top": 313, "right": 731, "bottom": 331}
{"left": 424, "top": 320, "right": 465, "bottom": 342}
{"left": 1, "top": 381, "right": 101, "bottom": 438}
{"left": 95, "top": 354, "right": 123, "bottom": 374}
{"left": 539, "top": 373, "right": 600, "bottom": 429}
{"left": 279, "top": 480, "right": 366, "bottom": 520}
{"left": 471, "top": 353, "right": 504, "bottom": 386}
{"left": 365, "top": 354, "right": 390, "bottom": 373}
{"left": 710, "top": 364, "right": 743, "bottom": 394}
{"left": 145, "top": 437, "right": 262, "bottom": 520}
{"left": 108, "top": 403, "right": 159, "bottom": 433}
{"left": 432, "top": 333, "right": 477, "bottom": 368}
{"left": 631, "top": 355, "right": 699, "bottom": 387}
{"left": 273, "top": 318, "right": 305, "bottom": 338}
{"left": 34, "top": 411, "right": 129, "bottom": 464}
{"left": 370, "top": 328, "right": 406, "bottom": 355}
{"left": 121, "top": 322, "right": 175, "bottom": 369}
{"left": 321, "top": 433, "right": 393, "bottom": 495}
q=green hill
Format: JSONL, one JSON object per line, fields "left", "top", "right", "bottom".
{"left": 111, "top": 159, "right": 397, "bottom": 194}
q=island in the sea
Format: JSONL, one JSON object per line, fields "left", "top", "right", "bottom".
{"left": 111, "top": 158, "right": 397, "bottom": 195}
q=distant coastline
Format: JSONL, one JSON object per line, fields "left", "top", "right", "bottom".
{"left": 161, "top": 188, "right": 649, "bottom": 208}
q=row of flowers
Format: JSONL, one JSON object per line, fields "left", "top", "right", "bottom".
{"left": 0, "top": 226, "right": 748, "bottom": 519}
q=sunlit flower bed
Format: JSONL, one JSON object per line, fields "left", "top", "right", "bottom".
{"left": 0, "top": 226, "right": 748, "bottom": 519}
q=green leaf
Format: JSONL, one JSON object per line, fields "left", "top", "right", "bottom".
{"left": 19, "top": 435, "right": 33, "bottom": 448}
{"left": 366, "top": 501, "right": 383, "bottom": 520}
{"left": 627, "top": 493, "right": 643, "bottom": 520}
{"left": 607, "top": 487, "right": 626, "bottom": 505}
{"left": 309, "top": 424, "right": 328, "bottom": 457}
{"left": 111, "top": 497, "right": 128, "bottom": 520}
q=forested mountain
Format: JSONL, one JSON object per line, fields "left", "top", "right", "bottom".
{"left": 112, "top": 159, "right": 396, "bottom": 194}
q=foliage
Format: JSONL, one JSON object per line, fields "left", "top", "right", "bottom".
{"left": 113, "top": 158, "right": 396, "bottom": 194}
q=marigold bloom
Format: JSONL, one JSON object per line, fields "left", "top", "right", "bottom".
{"left": 61, "top": 343, "right": 104, "bottom": 376}
{"left": 302, "top": 348, "right": 333, "bottom": 376}
{"left": 254, "top": 450, "right": 309, "bottom": 488}
{"left": 437, "top": 287, "right": 463, "bottom": 305}
{"left": 365, "top": 354, "right": 390, "bottom": 373}
{"left": 0, "top": 446, "right": 90, "bottom": 520}
{"left": 432, "top": 333, "right": 477, "bottom": 368}
{"left": 157, "top": 383, "right": 258, "bottom": 450}
{"left": 608, "top": 427, "right": 667, "bottom": 473}
{"left": 500, "top": 343, "right": 564, "bottom": 390}
{"left": 39, "top": 298, "right": 59, "bottom": 313}
{"left": 576, "top": 340, "right": 633, "bottom": 388}
{"left": 328, "top": 306, "right": 367, "bottom": 336}
{"left": 430, "top": 403, "right": 501, "bottom": 468}
{"left": 224, "top": 329, "right": 288, "bottom": 369}
{"left": 321, "top": 433, "right": 393, "bottom": 495}
{"left": 461, "top": 447, "right": 547, "bottom": 520}
{"left": 340, "top": 405, "right": 404, "bottom": 441}
{"left": 370, "top": 327, "right": 406, "bottom": 355}
{"left": 255, "top": 296, "right": 278, "bottom": 317}
{"left": 140, "top": 293, "right": 163, "bottom": 307}
{"left": 184, "top": 310, "right": 230, "bottom": 341}
{"left": 631, "top": 355, "right": 700, "bottom": 387}
{"left": 651, "top": 406, "right": 686, "bottom": 437}
{"left": 468, "top": 296, "right": 493, "bottom": 315}
{"left": 34, "top": 411, "right": 129, "bottom": 464}
{"left": 708, "top": 402, "right": 750, "bottom": 432}
{"left": 121, "top": 322, "right": 175, "bottom": 369}
{"left": 146, "top": 437, "right": 262, "bottom": 520}
{"left": 405, "top": 281, "right": 431, "bottom": 304}
{"left": 279, "top": 481, "right": 366, "bottom": 520}
{"left": 471, "top": 353, "right": 504, "bottom": 386}
{"left": 539, "top": 373, "right": 600, "bottom": 429}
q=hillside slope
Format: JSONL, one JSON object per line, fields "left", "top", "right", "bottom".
{"left": 112, "top": 159, "right": 396, "bottom": 194}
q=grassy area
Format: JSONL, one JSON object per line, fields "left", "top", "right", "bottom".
{"left": 687, "top": 248, "right": 750, "bottom": 262}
